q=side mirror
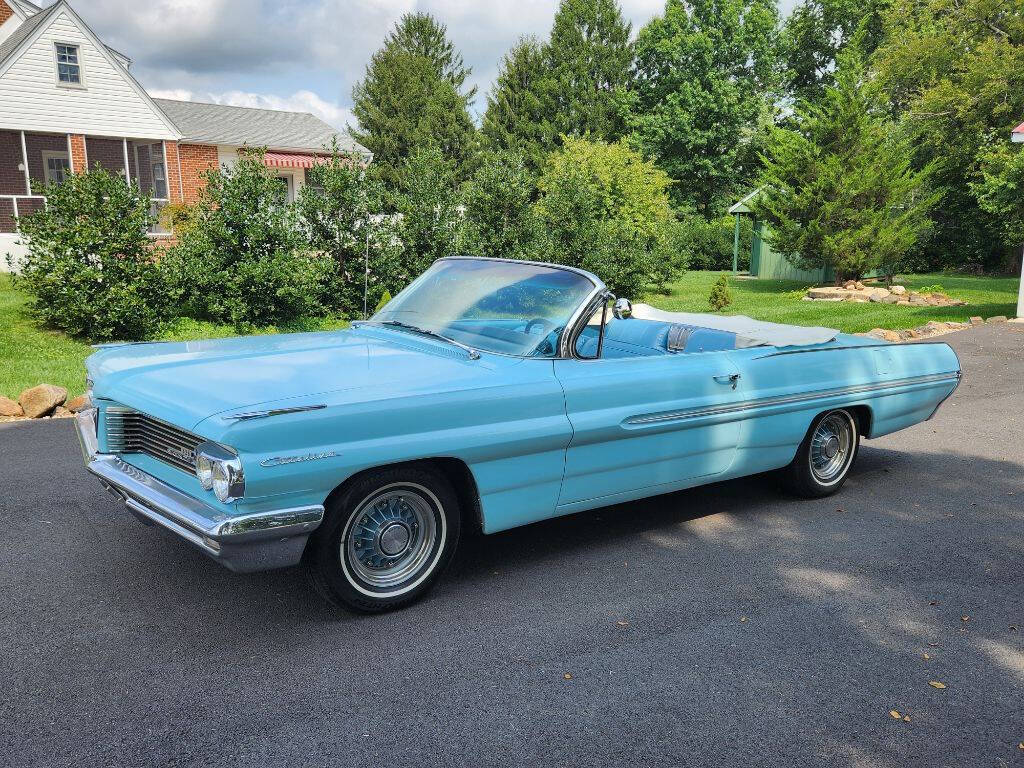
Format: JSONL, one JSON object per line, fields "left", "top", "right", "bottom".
{"left": 613, "top": 298, "right": 632, "bottom": 320}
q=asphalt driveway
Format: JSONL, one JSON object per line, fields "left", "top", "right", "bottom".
{"left": 1, "top": 323, "right": 1022, "bottom": 768}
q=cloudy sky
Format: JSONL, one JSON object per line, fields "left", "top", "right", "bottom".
{"left": 69, "top": 0, "right": 798, "bottom": 131}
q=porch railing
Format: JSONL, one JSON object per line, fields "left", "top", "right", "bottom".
{"left": 0, "top": 194, "right": 47, "bottom": 234}
{"left": 0, "top": 194, "right": 172, "bottom": 236}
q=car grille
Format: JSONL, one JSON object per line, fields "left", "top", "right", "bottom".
{"left": 104, "top": 407, "right": 202, "bottom": 475}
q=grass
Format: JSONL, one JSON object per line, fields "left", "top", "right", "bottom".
{"left": 649, "top": 271, "right": 1019, "bottom": 333}
{"left": 1, "top": 270, "right": 1019, "bottom": 401}
{"left": 0, "top": 273, "right": 347, "bottom": 400}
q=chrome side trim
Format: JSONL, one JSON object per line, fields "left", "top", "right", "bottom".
{"left": 754, "top": 340, "right": 957, "bottom": 358}
{"left": 226, "top": 404, "right": 327, "bottom": 421}
{"left": 623, "top": 372, "right": 962, "bottom": 427}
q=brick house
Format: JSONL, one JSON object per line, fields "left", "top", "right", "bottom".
{"left": 0, "top": 0, "right": 368, "bottom": 267}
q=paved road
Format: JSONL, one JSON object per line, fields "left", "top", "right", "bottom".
{"left": 1, "top": 324, "right": 1022, "bottom": 768}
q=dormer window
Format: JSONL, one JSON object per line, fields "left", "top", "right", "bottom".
{"left": 55, "top": 43, "right": 82, "bottom": 86}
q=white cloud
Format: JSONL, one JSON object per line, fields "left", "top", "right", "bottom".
{"left": 148, "top": 88, "right": 357, "bottom": 131}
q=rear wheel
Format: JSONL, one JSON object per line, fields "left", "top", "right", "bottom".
{"left": 306, "top": 465, "right": 461, "bottom": 613}
{"left": 780, "top": 409, "right": 859, "bottom": 498}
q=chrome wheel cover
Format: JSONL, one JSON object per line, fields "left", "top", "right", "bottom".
{"left": 809, "top": 411, "right": 855, "bottom": 485}
{"left": 344, "top": 487, "right": 438, "bottom": 590}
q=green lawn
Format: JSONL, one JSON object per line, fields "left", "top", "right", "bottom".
{"left": 650, "top": 271, "right": 1019, "bottom": 333}
{"left": 0, "top": 270, "right": 1019, "bottom": 401}
{"left": 0, "top": 273, "right": 347, "bottom": 401}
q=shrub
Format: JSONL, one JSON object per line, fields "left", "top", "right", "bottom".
{"left": 708, "top": 275, "right": 732, "bottom": 311}
{"left": 393, "top": 147, "right": 463, "bottom": 279}
{"left": 296, "top": 144, "right": 404, "bottom": 316}
{"left": 534, "top": 136, "right": 682, "bottom": 298}
{"left": 165, "top": 150, "right": 332, "bottom": 327}
{"left": 675, "top": 214, "right": 752, "bottom": 272}
{"left": 12, "top": 169, "right": 172, "bottom": 340}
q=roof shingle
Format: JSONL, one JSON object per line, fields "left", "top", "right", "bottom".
{"left": 152, "top": 98, "right": 368, "bottom": 157}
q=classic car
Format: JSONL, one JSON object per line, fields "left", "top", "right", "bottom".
{"left": 75, "top": 257, "right": 961, "bottom": 612}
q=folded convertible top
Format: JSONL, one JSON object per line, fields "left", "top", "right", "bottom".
{"left": 630, "top": 304, "right": 839, "bottom": 349}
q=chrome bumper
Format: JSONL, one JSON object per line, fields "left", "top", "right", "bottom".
{"left": 75, "top": 408, "right": 324, "bottom": 572}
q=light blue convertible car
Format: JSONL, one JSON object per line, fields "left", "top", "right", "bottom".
{"left": 76, "top": 257, "right": 961, "bottom": 611}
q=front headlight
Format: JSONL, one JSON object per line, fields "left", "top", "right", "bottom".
{"left": 194, "top": 442, "right": 245, "bottom": 502}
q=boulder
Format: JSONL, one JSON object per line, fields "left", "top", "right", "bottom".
{"left": 0, "top": 396, "right": 23, "bottom": 417}
{"left": 924, "top": 321, "right": 948, "bottom": 333}
{"left": 986, "top": 315, "right": 1008, "bottom": 324}
{"left": 53, "top": 406, "right": 71, "bottom": 418}
{"left": 843, "top": 280, "right": 857, "bottom": 290}
{"left": 882, "top": 294, "right": 900, "bottom": 304}
{"left": 970, "top": 316, "right": 984, "bottom": 325}
{"left": 18, "top": 384, "right": 67, "bottom": 419}
{"left": 66, "top": 394, "right": 90, "bottom": 413}
{"left": 807, "top": 287, "right": 848, "bottom": 299}
{"left": 869, "top": 288, "right": 891, "bottom": 302}
{"left": 890, "top": 285, "right": 907, "bottom": 296}
{"left": 854, "top": 281, "right": 866, "bottom": 290}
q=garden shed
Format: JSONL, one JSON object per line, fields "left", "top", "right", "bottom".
{"left": 728, "top": 190, "right": 836, "bottom": 282}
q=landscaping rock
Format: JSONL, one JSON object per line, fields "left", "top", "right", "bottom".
{"left": 66, "top": 394, "right": 90, "bottom": 413}
{"left": 52, "top": 406, "right": 72, "bottom": 419}
{"left": 882, "top": 294, "right": 900, "bottom": 304}
{"left": 890, "top": 285, "right": 907, "bottom": 295}
{"left": 970, "top": 316, "right": 984, "bottom": 325}
{"left": 0, "top": 396, "right": 23, "bottom": 417}
{"left": 18, "top": 384, "right": 67, "bottom": 419}
{"left": 986, "top": 315, "right": 1008, "bottom": 324}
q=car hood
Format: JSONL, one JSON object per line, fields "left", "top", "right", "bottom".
{"left": 88, "top": 326, "right": 512, "bottom": 430}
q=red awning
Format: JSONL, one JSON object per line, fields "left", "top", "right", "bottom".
{"left": 263, "top": 151, "right": 329, "bottom": 169}
{"left": 1013, "top": 121, "right": 1024, "bottom": 135}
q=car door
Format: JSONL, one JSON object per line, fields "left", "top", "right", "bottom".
{"left": 553, "top": 350, "right": 745, "bottom": 508}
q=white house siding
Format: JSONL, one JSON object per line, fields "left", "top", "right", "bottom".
{"left": 0, "top": 10, "right": 176, "bottom": 140}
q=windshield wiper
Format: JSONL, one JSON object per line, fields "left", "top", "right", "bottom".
{"left": 354, "top": 319, "right": 481, "bottom": 360}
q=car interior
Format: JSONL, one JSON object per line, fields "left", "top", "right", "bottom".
{"left": 574, "top": 317, "right": 739, "bottom": 359}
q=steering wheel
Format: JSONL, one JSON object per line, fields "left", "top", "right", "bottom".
{"left": 524, "top": 317, "right": 554, "bottom": 335}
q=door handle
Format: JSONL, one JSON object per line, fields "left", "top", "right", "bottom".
{"left": 713, "top": 373, "right": 741, "bottom": 389}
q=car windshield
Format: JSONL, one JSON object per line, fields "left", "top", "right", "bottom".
{"left": 369, "top": 258, "right": 598, "bottom": 358}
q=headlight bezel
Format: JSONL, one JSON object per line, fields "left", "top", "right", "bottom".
{"left": 194, "top": 442, "right": 245, "bottom": 502}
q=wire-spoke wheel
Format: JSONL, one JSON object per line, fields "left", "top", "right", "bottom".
{"left": 306, "top": 466, "right": 461, "bottom": 613}
{"left": 780, "top": 409, "right": 860, "bottom": 498}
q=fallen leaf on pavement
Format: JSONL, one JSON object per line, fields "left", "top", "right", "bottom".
{"left": 1010, "top": 625, "right": 1018, "bottom": 633}
{"left": 929, "top": 600, "right": 939, "bottom": 606}
{"left": 903, "top": 715, "right": 911, "bottom": 722}
{"left": 889, "top": 710, "right": 901, "bottom": 719}
{"left": 928, "top": 642, "right": 940, "bottom": 647}
{"left": 928, "top": 681, "right": 946, "bottom": 689}
{"left": 961, "top": 615, "right": 971, "bottom": 622}
{"left": 1018, "top": 742, "right": 1023, "bottom": 750}
{"left": 563, "top": 673, "right": 572, "bottom": 680}
{"left": 740, "top": 616, "right": 747, "bottom": 622}
{"left": 616, "top": 620, "right": 629, "bottom": 627}
{"left": 922, "top": 653, "right": 930, "bottom": 660}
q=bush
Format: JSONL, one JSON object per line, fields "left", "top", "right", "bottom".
{"left": 708, "top": 275, "right": 732, "bottom": 311}
{"left": 394, "top": 147, "right": 463, "bottom": 279}
{"left": 296, "top": 144, "right": 404, "bottom": 317}
{"left": 12, "top": 169, "right": 172, "bottom": 340}
{"left": 675, "top": 214, "right": 752, "bottom": 272}
{"left": 165, "top": 150, "right": 332, "bottom": 327}
{"left": 534, "top": 136, "right": 682, "bottom": 298}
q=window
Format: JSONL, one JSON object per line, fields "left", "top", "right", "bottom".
{"left": 55, "top": 43, "right": 82, "bottom": 85}
{"left": 274, "top": 175, "right": 292, "bottom": 203}
{"left": 151, "top": 162, "right": 167, "bottom": 199}
{"left": 42, "top": 151, "right": 70, "bottom": 185}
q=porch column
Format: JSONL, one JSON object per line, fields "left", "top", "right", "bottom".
{"left": 18, "top": 131, "right": 29, "bottom": 195}
{"left": 122, "top": 138, "right": 131, "bottom": 185}
{"left": 732, "top": 214, "right": 740, "bottom": 275}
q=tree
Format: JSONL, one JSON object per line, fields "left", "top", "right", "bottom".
{"left": 481, "top": 37, "right": 556, "bottom": 173}
{"left": 545, "top": 0, "right": 634, "bottom": 141}
{"left": 459, "top": 150, "right": 548, "bottom": 261}
{"left": 165, "top": 150, "right": 331, "bottom": 327}
{"left": 351, "top": 14, "right": 477, "bottom": 185}
{"left": 782, "top": 0, "right": 890, "bottom": 106}
{"left": 627, "top": 0, "right": 780, "bottom": 215}
{"left": 295, "top": 144, "right": 404, "bottom": 317}
{"left": 972, "top": 138, "right": 1024, "bottom": 251}
{"left": 873, "top": 0, "right": 1024, "bottom": 271}
{"left": 13, "top": 169, "right": 171, "bottom": 340}
{"left": 755, "top": 43, "right": 939, "bottom": 281}
{"left": 393, "top": 147, "right": 463, "bottom": 280}
{"left": 534, "top": 136, "right": 680, "bottom": 297}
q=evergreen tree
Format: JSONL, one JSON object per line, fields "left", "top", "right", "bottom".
{"left": 393, "top": 147, "right": 463, "bottom": 279}
{"left": 351, "top": 14, "right": 477, "bottom": 186}
{"left": 627, "top": 0, "right": 780, "bottom": 216}
{"left": 545, "top": 0, "right": 634, "bottom": 141}
{"left": 756, "top": 43, "right": 939, "bottom": 281}
{"left": 481, "top": 37, "right": 556, "bottom": 173}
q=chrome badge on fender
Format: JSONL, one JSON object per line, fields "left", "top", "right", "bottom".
{"left": 260, "top": 451, "right": 337, "bottom": 468}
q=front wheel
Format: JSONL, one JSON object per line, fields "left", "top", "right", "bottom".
{"left": 780, "top": 409, "right": 860, "bottom": 498}
{"left": 306, "top": 465, "right": 461, "bottom": 612}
